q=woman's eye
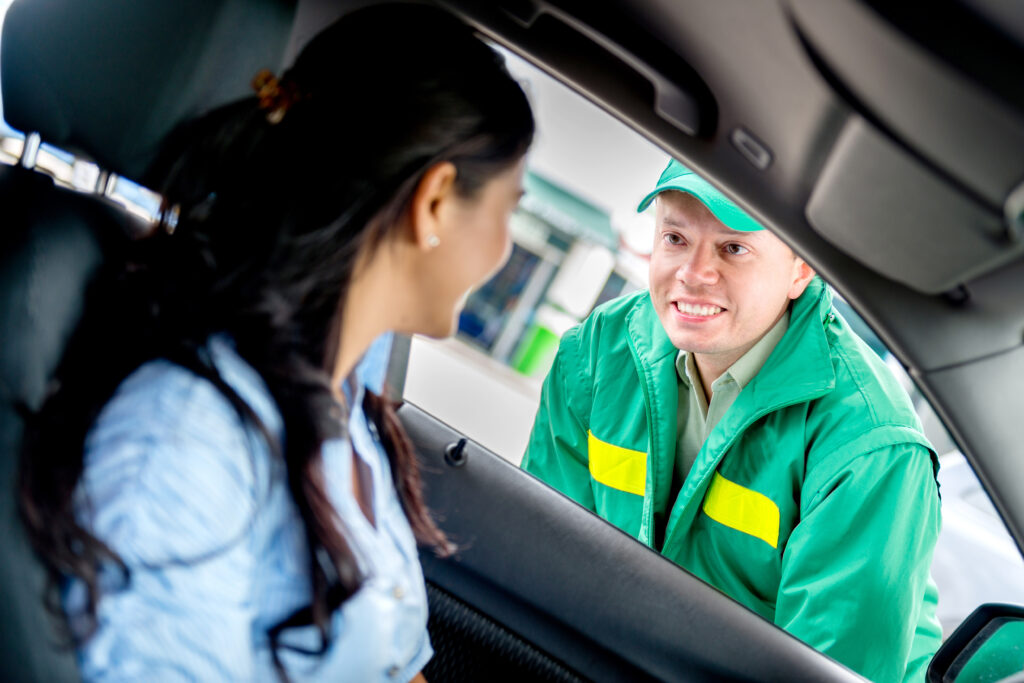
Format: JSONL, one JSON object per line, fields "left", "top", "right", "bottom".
{"left": 724, "top": 243, "right": 748, "bottom": 255}
{"left": 663, "top": 233, "right": 683, "bottom": 246}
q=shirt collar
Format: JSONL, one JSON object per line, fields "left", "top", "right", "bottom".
{"left": 675, "top": 309, "right": 791, "bottom": 391}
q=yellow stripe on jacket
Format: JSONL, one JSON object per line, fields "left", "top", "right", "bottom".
{"left": 587, "top": 431, "right": 646, "bottom": 496}
{"left": 703, "top": 471, "right": 780, "bottom": 548}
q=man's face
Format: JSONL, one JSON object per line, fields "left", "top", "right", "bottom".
{"left": 648, "top": 190, "right": 814, "bottom": 371}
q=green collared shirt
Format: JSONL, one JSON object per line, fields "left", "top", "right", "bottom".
{"left": 673, "top": 311, "right": 790, "bottom": 491}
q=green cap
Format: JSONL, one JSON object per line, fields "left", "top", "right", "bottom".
{"left": 636, "top": 158, "right": 764, "bottom": 232}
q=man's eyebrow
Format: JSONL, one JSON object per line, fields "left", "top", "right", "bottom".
{"left": 660, "top": 214, "right": 751, "bottom": 238}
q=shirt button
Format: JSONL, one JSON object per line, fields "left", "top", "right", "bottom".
{"left": 392, "top": 585, "right": 405, "bottom": 600}
{"left": 388, "top": 665, "right": 401, "bottom": 677}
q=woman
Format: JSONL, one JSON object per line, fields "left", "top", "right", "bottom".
{"left": 19, "top": 5, "right": 533, "bottom": 681}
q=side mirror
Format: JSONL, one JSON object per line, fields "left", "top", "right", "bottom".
{"left": 928, "top": 603, "right": 1024, "bottom": 682}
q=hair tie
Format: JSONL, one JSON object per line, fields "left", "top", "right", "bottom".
{"left": 251, "top": 69, "right": 302, "bottom": 124}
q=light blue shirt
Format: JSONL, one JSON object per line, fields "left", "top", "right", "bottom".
{"left": 64, "top": 335, "right": 432, "bottom": 681}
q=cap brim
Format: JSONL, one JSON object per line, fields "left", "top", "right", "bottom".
{"left": 636, "top": 178, "right": 764, "bottom": 232}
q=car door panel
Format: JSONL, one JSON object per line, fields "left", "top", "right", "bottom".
{"left": 400, "top": 403, "right": 862, "bottom": 682}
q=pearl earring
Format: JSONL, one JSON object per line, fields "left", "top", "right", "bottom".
{"left": 427, "top": 234, "right": 441, "bottom": 248}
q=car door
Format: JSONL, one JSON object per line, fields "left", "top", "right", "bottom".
{"left": 383, "top": 0, "right": 1024, "bottom": 680}
{"left": 400, "top": 401, "right": 860, "bottom": 682}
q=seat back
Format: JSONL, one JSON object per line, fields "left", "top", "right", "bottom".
{"left": 0, "top": 164, "right": 131, "bottom": 681}
{"left": 0, "top": 1, "right": 295, "bottom": 678}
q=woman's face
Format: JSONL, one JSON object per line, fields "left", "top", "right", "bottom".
{"left": 414, "top": 158, "right": 526, "bottom": 338}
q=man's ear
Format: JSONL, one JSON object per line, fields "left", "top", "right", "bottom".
{"left": 788, "top": 256, "right": 817, "bottom": 300}
{"left": 409, "top": 161, "right": 457, "bottom": 251}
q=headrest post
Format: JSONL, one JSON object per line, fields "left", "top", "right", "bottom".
{"left": 101, "top": 172, "right": 118, "bottom": 198}
{"left": 19, "top": 132, "right": 41, "bottom": 170}
{"left": 95, "top": 169, "right": 111, "bottom": 195}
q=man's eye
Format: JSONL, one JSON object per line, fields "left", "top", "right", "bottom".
{"left": 724, "top": 243, "right": 749, "bottom": 255}
{"left": 664, "top": 233, "right": 683, "bottom": 246}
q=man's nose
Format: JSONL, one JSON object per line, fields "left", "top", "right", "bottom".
{"left": 675, "top": 243, "right": 719, "bottom": 286}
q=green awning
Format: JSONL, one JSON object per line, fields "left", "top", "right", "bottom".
{"left": 521, "top": 171, "right": 616, "bottom": 250}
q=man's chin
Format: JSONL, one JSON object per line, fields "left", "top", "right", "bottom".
{"left": 664, "top": 328, "right": 719, "bottom": 355}
{"left": 657, "top": 316, "right": 716, "bottom": 352}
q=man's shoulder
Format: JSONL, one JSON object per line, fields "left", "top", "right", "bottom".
{"left": 554, "top": 289, "right": 651, "bottom": 378}
{"left": 592, "top": 288, "right": 650, "bottom": 322}
{"left": 826, "top": 318, "right": 916, "bottom": 413}
{"left": 805, "top": 314, "right": 930, "bottom": 452}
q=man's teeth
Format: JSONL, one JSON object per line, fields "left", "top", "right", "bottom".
{"left": 676, "top": 302, "right": 722, "bottom": 316}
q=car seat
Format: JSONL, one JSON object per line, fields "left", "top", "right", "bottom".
{"left": 0, "top": 1, "right": 295, "bottom": 679}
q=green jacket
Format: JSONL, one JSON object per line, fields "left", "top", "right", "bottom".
{"left": 522, "top": 278, "right": 942, "bottom": 682}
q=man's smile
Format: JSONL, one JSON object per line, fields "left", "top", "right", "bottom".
{"left": 672, "top": 299, "right": 726, "bottom": 320}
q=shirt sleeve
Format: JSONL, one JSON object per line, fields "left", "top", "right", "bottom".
{"left": 520, "top": 328, "right": 596, "bottom": 512}
{"left": 72, "top": 362, "right": 266, "bottom": 681}
{"left": 396, "top": 629, "right": 433, "bottom": 683}
{"left": 774, "top": 442, "right": 942, "bottom": 683}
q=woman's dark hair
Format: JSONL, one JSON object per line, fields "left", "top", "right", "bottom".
{"left": 18, "top": 3, "right": 533, "bottom": 669}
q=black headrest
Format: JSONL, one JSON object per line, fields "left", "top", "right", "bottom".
{"left": 1, "top": 0, "right": 296, "bottom": 182}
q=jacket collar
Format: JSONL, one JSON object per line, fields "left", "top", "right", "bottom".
{"left": 623, "top": 293, "right": 679, "bottom": 546}
{"left": 626, "top": 276, "right": 836, "bottom": 410}
{"left": 625, "top": 291, "right": 678, "bottom": 366}
{"left": 740, "top": 275, "right": 836, "bottom": 409}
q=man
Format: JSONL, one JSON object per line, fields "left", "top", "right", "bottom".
{"left": 522, "top": 159, "right": 942, "bottom": 682}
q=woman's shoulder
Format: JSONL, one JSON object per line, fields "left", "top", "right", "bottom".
{"left": 78, "top": 341, "right": 282, "bottom": 565}
{"left": 89, "top": 337, "right": 283, "bottom": 458}
{"left": 98, "top": 336, "right": 283, "bottom": 433}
